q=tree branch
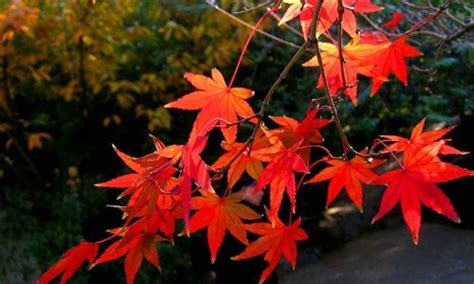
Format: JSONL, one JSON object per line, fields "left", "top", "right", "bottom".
{"left": 205, "top": 0, "right": 306, "bottom": 51}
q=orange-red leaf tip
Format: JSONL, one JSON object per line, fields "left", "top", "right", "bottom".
{"left": 183, "top": 72, "right": 193, "bottom": 80}
{"left": 454, "top": 217, "right": 461, "bottom": 224}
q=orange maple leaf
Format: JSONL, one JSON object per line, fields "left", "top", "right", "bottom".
{"left": 95, "top": 140, "right": 179, "bottom": 222}
{"left": 369, "top": 35, "right": 422, "bottom": 95}
{"left": 306, "top": 154, "right": 384, "bottom": 210}
{"left": 38, "top": 241, "right": 98, "bottom": 284}
{"left": 212, "top": 130, "right": 279, "bottom": 189}
{"left": 212, "top": 141, "right": 264, "bottom": 189}
{"left": 269, "top": 108, "right": 331, "bottom": 164}
{"left": 279, "top": 0, "right": 381, "bottom": 39}
{"left": 93, "top": 233, "right": 163, "bottom": 284}
{"left": 380, "top": 118, "right": 468, "bottom": 156}
{"left": 188, "top": 190, "right": 261, "bottom": 262}
{"left": 165, "top": 68, "right": 255, "bottom": 142}
{"left": 255, "top": 144, "right": 309, "bottom": 213}
{"left": 232, "top": 209, "right": 308, "bottom": 283}
{"left": 303, "top": 37, "right": 384, "bottom": 104}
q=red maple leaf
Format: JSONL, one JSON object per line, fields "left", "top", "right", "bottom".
{"left": 212, "top": 130, "right": 280, "bottom": 189}
{"left": 95, "top": 139, "right": 179, "bottom": 222}
{"left": 160, "top": 133, "right": 213, "bottom": 232}
{"left": 279, "top": 0, "right": 381, "bottom": 39}
{"left": 303, "top": 37, "right": 384, "bottom": 103}
{"left": 232, "top": 209, "right": 308, "bottom": 283}
{"left": 38, "top": 241, "right": 99, "bottom": 284}
{"left": 255, "top": 139, "right": 309, "bottom": 212}
{"left": 382, "top": 11, "right": 403, "bottom": 32}
{"left": 188, "top": 190, "right": 261, "bottom": 262}
{"left": 372, "top": 142, "right": 472, "bottom": 244}
{"left": 269, "top": 108, "right": 331, "bottom": 164}
{"left": 381, "top": 118, "right": 468, "bottom": 156}
{"left": 212, "top": 142, "right": 263, "bottom": 189}
{"left": 93, "top": 232, "right": 162, "bottom": 284}
{"left": 306, "top": 154, "right": 384, "bottom": 210}
{"left": 317, "top": 0, "right": 382, "bottom": 37}
{"left": 165, "top": 68, "right": 255, "bottom": 143}
{"left": 369, "top": 35, "right": 422, "bottom": 95}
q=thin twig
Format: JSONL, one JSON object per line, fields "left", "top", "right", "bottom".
{"left": 336, "top": 0, "right": 347, "bottom": 91}
{"left": 232, "top": 0, "right": 275, "bottom": 15}
{"left": 311, "top": 0, "right": 353, "bottom": 156}
{"left": 205, "top": 0, "right": 305, "bottom": 51}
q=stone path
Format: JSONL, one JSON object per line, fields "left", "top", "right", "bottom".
{"left": 280, "top": 223, "right": 474, "bottom": 284}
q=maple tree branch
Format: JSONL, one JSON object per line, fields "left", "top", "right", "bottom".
{"left": 311, "top": 0, "right": 383, "bottom": 160}
{"left": 362, "top": 0, "right": 462, "bottom": 42}
{"left": 445, "top": 10, "right": 466, "bottom": 27}
{"left": 223, "top": 114, "right": 261, "bottom": 127}
{"left": 311, "top": 0, "right": 354, "bottom": 156}
{"left": 213, "top": 0, "right": 323, "bottom": 185}
{"left": 404, "top": 0, "right": 452, "bottom": 36}
{"left": 370, "top": 139, "right": 404, "bottom": 169}
{"left": 296, "top": 157, "right": 328, "bottom": 193}
{"left": 411, "top": 30, "right": 446, "bottom": 40}
{"left": 297, "top": 144, "right": 337, "bottom": 160}
{"left": 359, "top": 14, "right": 397, "bottom": 37}
{"left": 444, "top": 22, "right": 474, "bottom": 43}
{"left": 232, "top": 0, "right": 276, "bottom": 15}
{"left": 244, "top": 2, "right": 325, "bottom": 154}
{"left": 336, "top": 0, "right": 347, "bottom": 90}
{"left": 205, "top": 0, "right": 305, "bottom": 51}
{"left": 399, "top": 1, "right": 433, "bottom": 11}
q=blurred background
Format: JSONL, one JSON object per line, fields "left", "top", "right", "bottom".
{"left": 0, "top": 0, "right": 473, "bottom": 283}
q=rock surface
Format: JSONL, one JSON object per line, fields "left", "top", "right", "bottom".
{"left": 280, "top": 223, "right": 474, "bottom": 284}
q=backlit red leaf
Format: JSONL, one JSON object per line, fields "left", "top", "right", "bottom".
{"left": 38, "top": 241, "right": 98, "bottom": 284}
{"left": 232, "top": 209, "right": 308, "bottom": 283}
{"left": 188, "top": 190, "right": 261, "bottom": 262}
{"left": 165, "top": 68, "right": 255, "bottom": 142}
{"left": 306, "top": 154, "right": 384, "bottom": 210}
{"left": 372, "top": 142, "right": 472, "bottom": 244}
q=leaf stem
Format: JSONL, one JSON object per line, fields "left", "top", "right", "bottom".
{"left": 229, "top": 6, "right": 278, "bottom": 87}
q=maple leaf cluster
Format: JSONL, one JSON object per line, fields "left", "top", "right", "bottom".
{"left": 284, "top": 1, "right": 422, "bottom": 104}
{"left": 38, "top": 1, "right": 473, "bottom": 284}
